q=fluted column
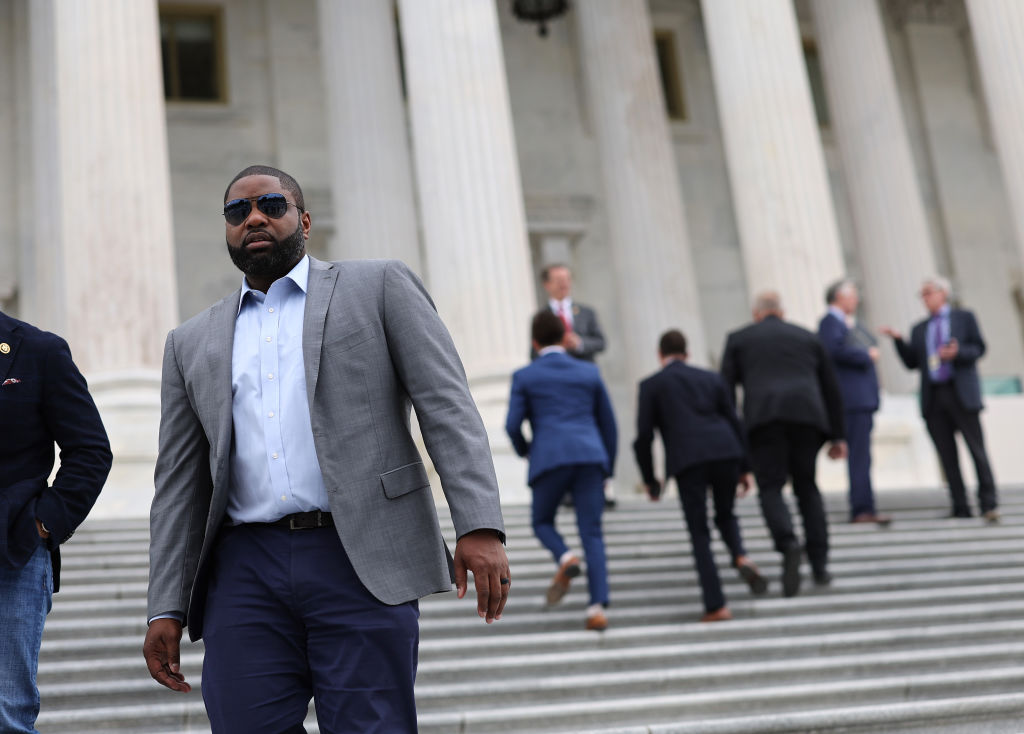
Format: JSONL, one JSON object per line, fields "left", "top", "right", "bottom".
{"left": 812, "top": 0, "right": 935, "bottom": 393}
{"left": 398, "top": 0, "right": 536, "bottom": 502}
{"left": 701, "top": 0, "right": 845, "bottom": 329}
{"left": 28, "top": 0, "right": 178, "bottom": 514}
{"left": 965, "top": 0, "right": 1024, "bottom": 282}
{"left": 317, "top": 0, "right": 421, "bottom": 271}
{"left": 574, "top": 0, "right": 707, "bottom": 375}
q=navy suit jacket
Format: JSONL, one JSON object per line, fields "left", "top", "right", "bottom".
{"left": 893, "top": 308, "right": 985, "bottom": 415}
{"left": 633, "top": 360, "right": 749, "bottom": 486}
{"left": 506, "top": 351, "right": 617, "bottom": 485}
{"left": 817, "top": 312, "right": 879, "bottom": 413}
{"left": 0, "top": 311, "right": 111, "bottom": 590}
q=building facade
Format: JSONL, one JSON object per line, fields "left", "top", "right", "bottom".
{"left": 1, "top": 0, "right": 1022, "bottom": 512}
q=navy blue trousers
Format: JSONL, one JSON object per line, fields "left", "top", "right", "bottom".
{"left": 845, "top": 411, "right": 876, "bottom": 518}
{"left": 675, "top": 459, "right": 747, "bottom": 614}
{"left": 201, "top": 524, "right": 420, "bottom": 734}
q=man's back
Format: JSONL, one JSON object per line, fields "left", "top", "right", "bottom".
{"left": 721, "top": 316, "right": 842, "bottom": 436}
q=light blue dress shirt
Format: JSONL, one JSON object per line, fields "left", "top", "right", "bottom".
{"left": 227, "top": 255, "right": 329, "bottom": 523}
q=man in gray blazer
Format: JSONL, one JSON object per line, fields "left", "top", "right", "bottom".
{"left": 536, "top": 264, "right": 606, "bottom": 362}
{"left": 143, "top": 165, "right": 509, "bottom": 734}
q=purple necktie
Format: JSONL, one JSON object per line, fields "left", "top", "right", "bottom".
{"left": 932, "top": 315, "right": 952, "bottom": 382}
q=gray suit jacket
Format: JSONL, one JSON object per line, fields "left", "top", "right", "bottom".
{"left": 148, "top": 258, "right": 504, "bottom": 641}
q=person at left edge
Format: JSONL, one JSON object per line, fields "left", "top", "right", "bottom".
{"left": 507, "top": 310, "right": 617, "bottom": 631}
{"left": 143, "top": 165, "right": 509, "bottom": 734}
{"left": 0, "top": 310, "right": 112, "bottom": 734}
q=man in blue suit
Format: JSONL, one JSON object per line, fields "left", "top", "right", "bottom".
{"left": 0, "top": 310, "right": 112, "bottom": 733}
{"left": 818, "top": 280, "right": 891, "bottom": 526}
{"left": 881, "top": 277, "right": 999, "bottom": 522}
{"left": 507, "top": 310, "right": 617, "bottom": 631}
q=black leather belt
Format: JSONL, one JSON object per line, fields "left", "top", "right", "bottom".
{"left": 258, "top": 510, "right": 333, "bottom": 530}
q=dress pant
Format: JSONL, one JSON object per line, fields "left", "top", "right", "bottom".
{"left": 845, "top": 410, "right": 876, "bottom": 519}
{"left": 748, "top": 421, "right": 830, "bottom": 573}
{"left": 201, "top": 524, "right": 420, "bottom": 734}
{"left": 530, "top": 463, "right": 610, "bottom": 606}
{"left": 675, "top": 459, "right": 747, "bottom": 614}
{"left": 924, "top": 383, "right": 998, "bottom": 515}
{"left": 0, "top": 542, "right": 52, "bottom": 734}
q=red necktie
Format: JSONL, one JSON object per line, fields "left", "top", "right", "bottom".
{"left": 558, "top": 304, "right": 572, "bottom": 333}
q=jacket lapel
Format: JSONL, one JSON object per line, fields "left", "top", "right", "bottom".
{"left": 303, "top": 257, "right": 339, "bottom": 405}
{"left": 205, "top": 291, "right": 239, "bottom": 485}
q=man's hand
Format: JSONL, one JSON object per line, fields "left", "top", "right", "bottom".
{"left": 737, "top": 472, "right": 753, "bottom": 498}
{"left": 645, "top": 479, "right": 663, "bottom": 501}
{"left": 878, "top": 326, "right": 902, "bottom": 340}
{"left": 143, "top": 618, "right": 191, "bottom": 692}
{"left": 563, "top": 331, "right": 582, "bottom": 352}
{"left": 827, "top": 441, "right": 849, "bottom": 460}
{"left": 35, "top": 519, "right": 50, "bottom": 540}
{"left": 868, "top": 346, "right": 880, "bottom": 362}
{"left": 938, "top": 338, "right": 959, "bottom": 362}
{"left": 453, "top": 529, "right": 510, "bottom": 624}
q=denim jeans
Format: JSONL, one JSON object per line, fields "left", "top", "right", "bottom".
{"left": 0, "top": 542, "right": 53, "bottom": 734}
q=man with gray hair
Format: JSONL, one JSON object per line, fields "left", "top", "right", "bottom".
{"left": 721, "top": 291, "right": 847, "bottom": 597}
{"left": 880, "top": 277, "right": 999, "bottom": 522}
{"left": 818, "top": 280, "right": 890, "bottom": 525}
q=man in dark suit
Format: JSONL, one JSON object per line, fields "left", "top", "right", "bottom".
{"left": 0, "top": 310, "right": 112, "bottom": 732}
{"left": 880, "top": 277, "right": 999, "bottom": 522}
{"left": 721, "top": 292, "right": 847, "bottom": 597}
{"left": 818, "top": 280, "right": 890, "bottom": 526}
{"left": 507, "top": 310, "right": 617, "bottom": 631}
{"left": 633, "top": 329, "right": 767, "bottom": 623}
{"left": 538, "top": 263, "right": 606, "bottom": 362}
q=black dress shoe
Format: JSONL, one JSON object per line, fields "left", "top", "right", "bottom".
{"left": 947, "top": 510, "right": 973, "bottom": 519}
{"left": 781, "top": 546, "right": 802, "bottom": 598}
{"left": 812, "top": 569, "right": 833, "bottom": 586}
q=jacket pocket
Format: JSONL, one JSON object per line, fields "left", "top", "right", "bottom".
{"left": 324, "top": 324, "right": 377, "bottom": 354}
{"left": 380, "top": 462, "right": 430, "bottom": 499}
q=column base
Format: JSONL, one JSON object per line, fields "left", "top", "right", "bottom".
{"left": 86, "top": 370, "right": 161, "bottom": 519}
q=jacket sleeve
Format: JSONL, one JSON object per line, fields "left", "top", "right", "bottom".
{"left": 576, "top": 308, "right": 607, "bottom": 360}
{"left": 505, "top": 372, "right": 530, "bottom": 458}
{"left": 816, "top": 340, "right": 846, "bottom": 441}
{"left": 594, "top": 377, "right": 617, "bottom": 476}
{"left": 716, "top": 374, "right": 751, "bottom": 472}
{"left": 34, "top": 336, "right": 113, "bottom": 547}
{"left": 954, "top": 311, "right": 986, "bottom": 366}
{"left": 893, "top": 330, "right": 919, "bottom": 370}
{"left": 382, "top": 261, "right": 505, "bottom": 542}
{"left": 632, "top": 381, "right": 657, "bottom": 486}
{"left": 720, "top": 334, "right": 740, "bottom": 402}
{"left": 818, "top": 317, "right": 871, "bottom": 369}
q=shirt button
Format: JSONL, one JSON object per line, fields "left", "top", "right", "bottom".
{"left": 268, "top": 411, "right": 275, "bottom": 418}
{"left": 281, "top": 495, "right": 286, "bottom": 501}
{"left": 266, "top": 336, "right": 272, "bottom": 342}
{"left": 267, "top": 373, "right": 274, "bottom": 380}
{"left": 272, "top": 453, "right": 279, "bottom": 459}
{"left": 268, "top": 307, "right": 275, "bottom": 313}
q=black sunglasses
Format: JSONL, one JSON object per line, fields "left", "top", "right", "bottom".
{"left": 223, "top": 193, "right": 301, "bottom": 226}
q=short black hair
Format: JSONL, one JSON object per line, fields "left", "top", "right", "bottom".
{"left": 825, "top": 278, "right": 854, "bottom": 306}
{"left": 224, "top": 165, "right": 305, "bottom": 211}
{"left": 541, "top": 263, "right": 570, "bottom": 282}
{"left": 532, "top": 310, "right": 565, "bottom": 348}
{"left": 659, "top": 329, "right": 687, "bottom": 357}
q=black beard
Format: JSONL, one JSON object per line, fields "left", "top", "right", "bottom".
{"left": 226, "top": 224, "right": 305, "bottom": 282}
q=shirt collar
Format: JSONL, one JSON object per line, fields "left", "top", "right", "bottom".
{"left": 828, "top": 305, "right": 846, "bottom": 322}
{"left": 538, "top": 345, "right": 567, "bottom": 356}
{"left": 932, "top": 304, "right": 951, "bottom": 320}
{"left": 549, "top": 297, "right": 573, "bottom": 312}
{"left": 237, "top": 255, "right": 310, "bottom": 315}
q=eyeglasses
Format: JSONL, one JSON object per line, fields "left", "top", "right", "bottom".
{"left": 223, "top": 193, "right": 301, "bottom": 226}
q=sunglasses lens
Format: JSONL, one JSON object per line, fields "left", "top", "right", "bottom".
{"left": 223, "top": 199, "right": 251, "bottom": 226}
{"left": 257, "top": 194, "right": 289, "bottom": 219}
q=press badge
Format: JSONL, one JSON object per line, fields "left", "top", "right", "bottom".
{"left": 928, "top": 353, "right": 940, "bottom": 373}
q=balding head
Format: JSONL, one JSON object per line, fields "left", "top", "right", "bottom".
{"left": 752, "top": 291, "right": 783, "bottom": 322}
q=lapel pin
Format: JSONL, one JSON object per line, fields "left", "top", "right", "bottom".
{"left": 0, "top": 343, "right": 9, "bottom": 354}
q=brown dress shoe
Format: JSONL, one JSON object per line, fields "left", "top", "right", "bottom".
{"left": 546, "top": 555, "right": 581, "bottom": 605}
{"left": 585, "top": 610, "right": 608, "bottom": 631}
{"left": 701, "top": 607, "right": 733, "bottom": 623}
{"left": 983, "top": 509, "right": 1001, "bottom": 525}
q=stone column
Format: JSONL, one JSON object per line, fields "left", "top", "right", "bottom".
{"left": 965, "top": 0, "right": 1024, "bottom": 285}
{"left": 27, "top": 0, "right": 178, "bottom": 515}
{"left": 701, "top": 0, "right": 845, "bottom": 329}
{"left": 317, "top": 0, "right": 421, "bottom": 271}
{"left": 398, "top": 0, "right": 536, "bottom": 503}
{"left": 812, "top": 0, "right": 936, "bottom": 393}
{"left": 574, "top": 0, "right": 708, "bottom": 377}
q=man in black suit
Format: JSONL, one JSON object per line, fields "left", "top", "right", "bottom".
{"left": 0, "top": 310, "right": 112, "bottom": 732}
{"left": 818, "top": 280, "right": 890, "bottom": 526}
{"left": 721, "top": 292, "right": 847, "bottom": 597}
{"left": 634, "top": 330, "right": 767, "bottom": 622}
{"left": 880, "top": 277, "right": 999, "bottom": 522}
{"left": 538, "top": 264, "right": 606, "bottom": 362}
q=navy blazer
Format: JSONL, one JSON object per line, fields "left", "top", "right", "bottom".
{"left": 0, "top": 311, "right": 111, "bottom": 590}
{"left": 633, "top": 360, "right": 749, "bottom": 486}
{"left": 817, "top": 312, "right": 879, "bottom": 413}
{"left": 721, "top": 316, "right": 846, "bottom": 440}
{"left": 894, "top": 308, "right": 986, "bottom": 415}
{"left": 506, "top": 351, "right": 617, "bottom": 485}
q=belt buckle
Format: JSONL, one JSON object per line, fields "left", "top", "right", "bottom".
{"left": 289, "top": 511, "right": 321, "bottom": 530}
